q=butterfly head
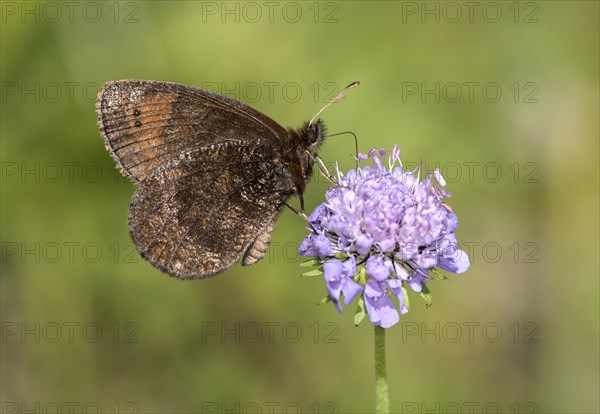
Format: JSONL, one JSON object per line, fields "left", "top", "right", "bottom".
{"left": 282, "top": 119, "right": 327, "bottom": 198}
{"left": 301, "top": 118, "right": 326, "bottom": 150}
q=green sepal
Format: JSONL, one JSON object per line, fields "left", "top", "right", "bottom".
{"left": 302, "top": 269, "right": 323, "bottom": 277}
{"left": 420, "top": 283, "right": 432, "bottom": 308}
{"left": 356, "top": 266, "right": 367, "bottom": 285}
{"left": 354, "top": 295, "right": 366, "bottom": 326}
{"left": 317, "top": 296, "right": 332, "bottom": 305}
{"left": 401, "top": 284, "right": 410, "bottom": 310}
{"left": 430, "top": 267, "right": 448, "bottom": 280}
{"left": 335, "top": 252, "right": 348, "bottom": 260}
{"left": 300, "top": 258, "right": 321, "bottom": 268}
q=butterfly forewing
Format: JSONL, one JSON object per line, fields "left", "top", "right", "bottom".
{"left": 96, "top": 80, "right": 289, "bottom": 184}
{"left": 128, "top": 142, "right": 295, "bottom": 279}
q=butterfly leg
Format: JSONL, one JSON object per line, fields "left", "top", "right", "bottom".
{"left": 315, "top": 155, "right": 338, "bottom": 185}
{"left": 284, "top": 201, "right": 308, "bottom": 221}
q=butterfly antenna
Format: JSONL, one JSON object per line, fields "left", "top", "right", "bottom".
{"left": 309, "top": 81, "right": 360, "bottom": 127}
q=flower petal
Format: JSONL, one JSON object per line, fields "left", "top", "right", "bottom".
{"left": 323, "top": 259, "right": 342, "bottom": 279}
{"left": 378, "top": 237, "right": 396, "bottom": 253}
{"left": 298, "top": 236, "right": 314, "bottom": 257}
{"left": 438, "top": 249, "right": 470, "bottom": 273}
{"left": 414, "top": 250, "right": 438, "bottom": 269}
{"left": 408, "top": 278, "right": 423, "bottom": 292}
{"left": 364, "top": 278, "right": 382, "bottom": 297}
{"left": 434, "top": 168, "right": 446, "bottom": 186}
{"left": 366, "top": 256, "right": 389, "bottom": 281}
{"left": 365, "top": 292, "right": 400, "bottom": 328}
{"left": 342, "top": 279, "right": 363, "bottom": 305}
{"left": 355, "top": 234, "right": 373, "bottom": 255}
{"left": 314, "top": 233, "right": 334, "bottom": 258}
{"left": 331, "top": 298, "right": 343, "bottom": 314}
{"left": 298, "top": 233, "right": 333, "bottom": 258}
{"left": 323, "top": 259, "right": 343, "bottom": 300}
{"left": 308, "top": 204, "right": 328, "bottom": 225}
{"left": 394, "top": 265, "right": 410, "bottom": 280}
{"left": 341, "top": 256, "right": 356, "bottom": 277}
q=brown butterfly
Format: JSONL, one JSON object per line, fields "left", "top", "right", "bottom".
{"left": 96, "top": 80, "right": 358, "bottom": 279}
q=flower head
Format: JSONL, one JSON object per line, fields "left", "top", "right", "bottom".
{"left": 299, "top": 146, "right": 469, "bottom": 328}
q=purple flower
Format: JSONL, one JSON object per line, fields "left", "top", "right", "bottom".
{"left": 364, "top": 279, "right": 399, "bottom": 328}
{"left": 298, "top": 232, "right": 333, "bottom": 259}
{"left": 299, "top": 146, "right": 470, "bottom": 328}
{"left": 366, "top": 256, "right": 390, "bottom": 281}
{"left": 323, "top": 257, "right": 362, "bottom": 313}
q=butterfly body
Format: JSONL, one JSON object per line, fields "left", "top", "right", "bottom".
{"left": 96, "top": 80, "right": 325, "bottom": 279}
{"left": 284, "top": 122, "right": 326, "bottom": 198}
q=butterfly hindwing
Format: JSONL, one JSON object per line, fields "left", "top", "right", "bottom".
{"left": 128, "top": 141, "right": 295, "bottom": 279}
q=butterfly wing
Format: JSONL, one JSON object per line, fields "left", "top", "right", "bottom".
{"left": 128, "top": 141, "right": 295, "bottom": 279}
{"left": 96, "top": 80, "right": 289, "bottom": 184}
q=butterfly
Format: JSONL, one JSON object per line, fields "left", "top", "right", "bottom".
{"left": 96, "top": 80, "right": 357, "bottom": 279}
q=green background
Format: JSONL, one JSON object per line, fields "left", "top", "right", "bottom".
{"left": 1, "top": 1, "right": 598, "bottom": 413}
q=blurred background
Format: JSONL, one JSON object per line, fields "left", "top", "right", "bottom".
{"left": 1, "top": 1, "right": 598, "bottom": 413}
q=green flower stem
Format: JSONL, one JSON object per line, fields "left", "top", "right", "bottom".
{"left": 374, "top": 325, "right": 389, "bottom": 413}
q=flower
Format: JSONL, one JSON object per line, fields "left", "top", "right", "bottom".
{"left": 323, "top": 256, "right": 363, "bottom": 313}
{"left": 299, "top": 146, "right": 470, "bottom": 328}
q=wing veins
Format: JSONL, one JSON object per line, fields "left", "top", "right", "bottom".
{"left": 129, "top": 155, "right": 268, "bottom": 203}
{"left": 143, "top": 163, "right": 275, "bottom": 269}
{"left": 165, "top": 167, "right": 277, "bottom": 270}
